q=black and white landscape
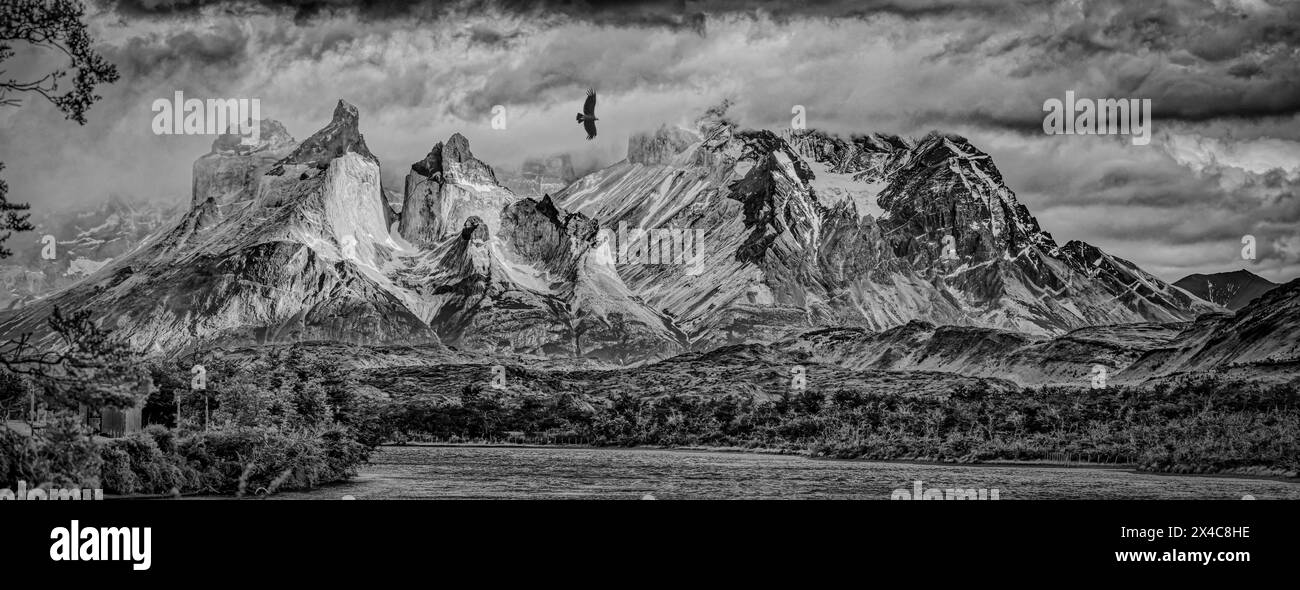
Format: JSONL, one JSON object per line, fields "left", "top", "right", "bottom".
{"left": 1, "top": 0, "right": 1297, "bottom": 500}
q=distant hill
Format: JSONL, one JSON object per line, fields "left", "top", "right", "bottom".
{"left": 1174, "top": 269, "right": 1278, "bottom": 310}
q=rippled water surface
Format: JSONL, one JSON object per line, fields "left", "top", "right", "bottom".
{"left": 275, "top": 445, "right": 1300, "bottom": 500}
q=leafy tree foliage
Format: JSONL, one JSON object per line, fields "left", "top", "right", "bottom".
{"left": 0, "top": 0, "right": 119, "bottom": 256}
{"left": 0, "top": 0, "right": 120, "bottom": 124}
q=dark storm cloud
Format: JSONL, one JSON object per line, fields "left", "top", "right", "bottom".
{"left": 102, "top": 0, "right": 1025, "bottom": 20}
{"left": 1005, "top": 131, "right": 1300, "bottom": 229}
{"left": 102, "top": 0, "right": 701, "bottom": 27}
{"left": 108, "top": 0, "right": 416, "bottom": 19}
{"left": 1228, "top": 62, "right": 1265, "bottom": 80}
{"left": 107, "top": 23, "right": 250, "bottom": 78}
{"left": 920, "top": 0, "right": 1300, "bottom": 125}
{"left": 88, "top": 0, "right": 1300, "bottom": 126}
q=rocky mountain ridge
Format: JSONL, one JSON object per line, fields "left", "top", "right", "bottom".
{"left": 0, "top": 101, "right": 1236, "bottom": 369}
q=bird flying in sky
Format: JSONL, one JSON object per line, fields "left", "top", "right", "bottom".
{"left": 577, "top": 89, "right": 598, "bottom": 140}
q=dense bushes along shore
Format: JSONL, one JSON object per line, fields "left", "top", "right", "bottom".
{"left": 1, "top": 421, "right": 368, "bottom": 496}
{"left": 3, "top": 355, "right": 1297, "bottom": 495}
{"left": 1, "top": 350, "right": 381, "bottom": 496}
{"left": 381, "top": 374, "right": 1300, "bottom": 477}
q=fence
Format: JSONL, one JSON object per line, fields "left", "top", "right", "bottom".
{"left": 1041, "top": 451, "right": 1136, "bottom": 465}
{"left": 408, "top": 434, "right": 597, "bottom": 446}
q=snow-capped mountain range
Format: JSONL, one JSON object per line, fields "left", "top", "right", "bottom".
{"left": 0, "top": 100, "right": 1239, "bottom": 367}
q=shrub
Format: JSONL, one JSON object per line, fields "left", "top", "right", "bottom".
{"left": 0, "top": 412, "right": 102, "bottom": 490}
{"left": 98, "top": 429, "right": 197, "bottom": 495}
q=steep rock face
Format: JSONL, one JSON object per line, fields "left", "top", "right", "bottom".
{"left": 399, "top": 133, "right": 517, "bottom": 247}
{"left": 501, "top": 195, "right": 596, "bottom": 276}
{"left": 730, "top": 130, "right": 820, "bottom": 265}
{"left": 399, "top": 147, "right": 444, "bottom": 247}
{"left": 795, "top": 129, "right": 1219, "bottom": 332}
{"left": 257, "top": 152, "right": 392, "bottom": 267}
{"left": 873, "top": 133, "right": 1057, "bottom": 270}
{"left": 102, "top": 240, "right": 429, "bottom": 353}
{"left": 191, "top": 119, "right": 296, "bottom": 207}
{"left": 1173, "top": 269, "right": 1278, "bottom": 311}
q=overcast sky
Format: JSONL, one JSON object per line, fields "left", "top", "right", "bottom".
{"left": 1, "top": 0, "right": 1297, "bottom": 283}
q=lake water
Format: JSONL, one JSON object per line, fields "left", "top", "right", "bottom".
{"left": 272, "top": 445, "right": 1300, "bottom": 500}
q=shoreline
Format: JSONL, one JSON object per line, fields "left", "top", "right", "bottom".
{"left": 128, "top": 443, "right": 1299, "bottom": 500}
{"left": 385, "top": 442, "right": 1300, "bottom": 484}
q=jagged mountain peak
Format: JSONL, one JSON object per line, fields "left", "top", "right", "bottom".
{"left": 500, "top": 194, "right": 602, "bottom": 268}
{"left": 410, "top": 133, "right": 498, "bottom": 186}
{"left": 1058, "top": 240, "right": 1106, "bottom": 261}
{"left": 444, "top": 132, "right": 474, "bottom": 159}
{"left": 399, "top": 132, "right": 516, "bottom": 248}
{"left": 411, "top": 145, "right": 441, "bottom": 177}
{"left": 276, "top": 99, "right": 377, "bottom": 169}
{"left": 870, "top": 127, "right": 1058, "bottom": 267}
{"left": 534, "top": 193, "right": 563, "bottom": 222}
{"left": 786, "top": 129, "right": 906, "bottom": 167}
{"left": 913, "top": 130, "right": 981, "bottom": 154}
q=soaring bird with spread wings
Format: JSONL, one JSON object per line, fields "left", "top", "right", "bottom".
{"left": 576, "top": 89, "right": 598, "bottom": 140}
